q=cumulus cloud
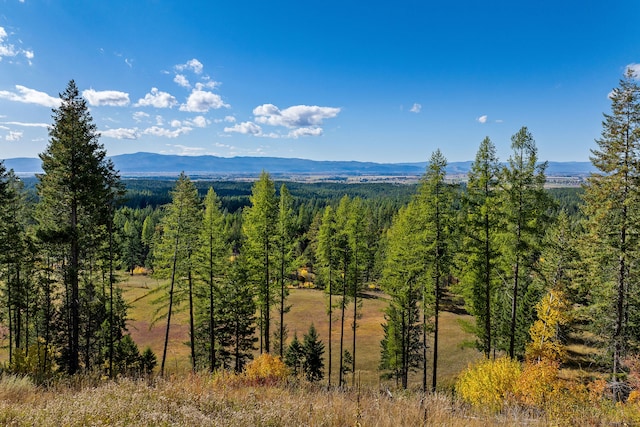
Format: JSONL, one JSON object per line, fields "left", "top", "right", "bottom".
{"left": 0, "top": 26, "right": 34, "bottom": 64}
{"left": 190, "top": 115, "right": 209, "bottom": 128}
{"left": 102, "top": 128, "right": 139, "bottom": 139}
{"left": 410, "top": 103, "right": 422, "bottom": 113}
{"left": 195, "top": 81, "right": 218, "bottom": 90}
{"left": 82, "top": 88, "right": 130, "bottom": 107}
{"left": 180, "top": 89, "right": 229, "bottom": 112}
{"left": 477, "top": 115, "right": 488, "bottom": 124}
{"left": 135, "top": 88, "right": 178, "bottom": 108}
{"left": 6, "top": 130, "right": 23, "bottom": 141}
{"left": 288, "top": 127, "right": 323, "bottom": 138}
{"left": 224, "top": 115, "right": 236, "bottom": 123}
{"left": 176, "top": 58, "right": 204, "bottom": 74}
{"left": 253, "top": 104, "right": 340, "bottom": 128}
{"left": 174, "top": 74, "right": 190, "bottom": 88}
{"left": 132, "top": 111, "right": 150, "bottom": 122}
{"left": 627, "top": 63, "right": 640, "bottom": 79}
{"left": 224, "top": 121, "right": 262, "bottom": 135}
{"left": 0, "top": 85, "right": 60, "bottom": 107}
{"left": 143, "top": 126, "right": 192, "bottom": 138}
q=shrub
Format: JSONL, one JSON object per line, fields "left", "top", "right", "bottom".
{"left": 5, "top": 341, "right": 58, "bottom": 381}
{"left": 132, "top": 266, "right": 149, "bottom": 275}
{"left": 455, "top": 356, "right": 522, "bottom": 413}
{"left": 243, "top": 353, "right": 290, "bottom": 385}
{"left": 514, "top": 359, "right": 560, "bottom": 408}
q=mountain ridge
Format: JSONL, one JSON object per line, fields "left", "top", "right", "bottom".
{"left": 1, "top": 152, "right": 596, "bottom": 177}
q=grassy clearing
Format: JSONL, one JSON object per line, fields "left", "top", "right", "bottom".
{"left": 123, "top": 273, "right": 482, "bottom": 387}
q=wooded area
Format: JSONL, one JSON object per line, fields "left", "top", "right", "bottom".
{"left": 0, "top": 71, "right": 638, "bottom": 410}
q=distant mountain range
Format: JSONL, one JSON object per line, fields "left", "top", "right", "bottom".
{"left": 1, "top": 152, "right": 596, "bottom": 177}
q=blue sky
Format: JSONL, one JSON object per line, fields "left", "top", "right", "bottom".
{"left": 1, "top": 0, "right": 639, "bottom": 163}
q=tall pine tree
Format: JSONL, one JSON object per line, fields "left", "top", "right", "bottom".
{"left": 499, "top": 127, "right": 553, "bottom": 359}
{"left": 153, "top": 172, "right": 201, "bottom": 375}
{"left": 36, "top": 80, "right": 122, "bottom": 374}
{"left": 243, "top": 171, "right": 277, "bottom": 353}
{"left": 457, "top": 137, "right": 502, "bottom": 358}
{"left": 582, "top": 68, "right": 640, "bottom": 380}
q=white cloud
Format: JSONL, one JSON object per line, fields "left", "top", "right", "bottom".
{"left": 155, "top": 115, "right": 164, "bottom": 126}
{"left": 224, "top": 121, "right": 262, "bottom": 135}
{"left": 143, "top": 126, "right": 192, "bottom": 138}
{"left": 174, "top": 74, "right": 190, "bottom": 88}
{"left": 180, "top": 89, "right": 229, "bottom": 112}
{"left": 253, "top": 104, "right": 340, "bottom": 128}
{"left": 102, "top": 128, "right": 139, "bottom": 139}
{"left": 132, "top": 111, "right": 150, "bottom": 122}
{"left": 134, "top": 87, "right": 178, "bottom": 108}
{"left": 288, "top": 127, "right": 323, "bottom": 138}
{"left": 627, "top": 63, "right": 640, "bottom": 79}
{"left": 6, "top": 130, "right": 23, "bottom": 141}
{"left": 0, "top": 26, "right": 34, "bottom": 64}
{"left": 195, "top": 81, "right": 218, "bottom": 90}
{"left": 190, "top": 115, "right": 209, "bottom": 128}
{"left": 176, "top": 58, "right": 204, "bottom": 74}
{"left": 410, "top": 103, "right": 422, "bottom": 113}
{"left": 163, "top": 144, "right": 206, "bottom": 155}
{"left": 82, "top": 88, "right": 130, "bottom": 107}
{"left": 1, "top": 121, "right": 48, "bottom": 128}
{"left": 0, "top": 85, "right": 60, "bottom": 107}
{"left": 224, "top": 115, "right": 236, "bottom": 123}
{"left": 477, "top": 115, "right": 488, "bottom": 124}
{"left": 168, "top": 116, "right": 210, "bottom": 129}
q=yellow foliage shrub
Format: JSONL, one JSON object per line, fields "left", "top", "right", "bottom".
{"left": 243, "top": 353, "right": 290, "bottom": 385}
{"left": 628, "top": 390, "right": 640, "bottom": 405}
{"left": 514, "top": 359, "right": 560, "bottom": 408}
{"left": 132, "top": 266, "right": 149, "bottom": 275}
{"left": 455, "top": 356, "right": 522, "bottom": 413}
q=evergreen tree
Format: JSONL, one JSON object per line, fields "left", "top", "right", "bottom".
{"left": 499, "top": 127, "right": 553, "bottom": 359}
{"left": 379, "top": 201, "right": 425, "bottom": 388}
{"left": 153, "top": 172, "right": 201, "bottom": 375}
{"left": 416, "top": 149, "right": 456, "bottom": 392}
{"left": 36, "top": 80, "right": 122, "bottom": 374}
{"left": 316, "top": 205, "right": 337, "bottom": 386}
{"left": 276, "top": 184, "right": 295, "bottom": 357}
{"left": 219, "top": 257, "right": 257, "bottom": 372}
{"left": 457, "top": 137, "right": 502, "bottom": 358}
{"left": 0, "top": 167, "right": 35, "bottom": 363}
{"left": 582, "top": 68, "right": 640, "bottom": 379}
{"left": 334, "top": 196, "right": 352, "bottom": 386}
{"left": 284, "top": 332, "right": 304, "bottom": 376}
{"left": 302, "top": 323, "right": 325, "bottom": 382}
{"left": 346, "top": 197, "right": 367, "bottom": 386}
{"left": 195, "top": 187, "right": 228, "bottom": 372}
{"left": 243, "top": 171, "right": 277, "bottom": 353}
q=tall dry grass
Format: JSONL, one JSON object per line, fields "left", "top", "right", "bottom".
{"left": 1, "top": 371, "right": 636, "bottom": 426}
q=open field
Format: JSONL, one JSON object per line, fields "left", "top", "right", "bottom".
{"left": 122, "top": 273, "right": 482, "bottom": 388}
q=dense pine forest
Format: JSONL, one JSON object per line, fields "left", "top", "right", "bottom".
{"left": 1, "top": 71, "right": 640, "bottom": 424}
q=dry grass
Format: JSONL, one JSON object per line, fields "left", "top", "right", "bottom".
{"left": 0, "top": 373, "right": 547, "bottom": 426}
{"left": 121, "top": 276, "right": 483, "bottom": 387}
{"left": 122, "top": 274, "right": 191, "bottom": 374}
{"left": 1, "top": 371, "right": 637, "bottom": 426}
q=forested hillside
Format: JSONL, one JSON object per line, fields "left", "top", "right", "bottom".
{"left": 1, "top": 72, "right": 640, "bottom": 424}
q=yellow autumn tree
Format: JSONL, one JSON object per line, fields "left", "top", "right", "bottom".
{"left": 525, "top": 289, "right": 572, "bottom": 363}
